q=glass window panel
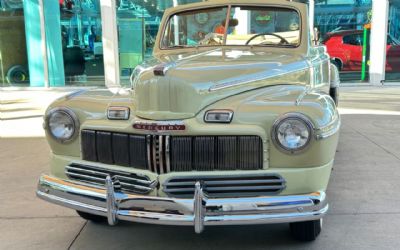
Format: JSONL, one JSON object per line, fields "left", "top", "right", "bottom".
{"left": 0, "top": 1, "right": 28, "bottom": 87}
{"left": 316, "top": 0, "right": 372, "bottom": 82}
{"left": 117, "top": 0, "right": 203, "bottom": 86}
{"left": 227, "top": 7, "right": 300, "bottom": 47}
{"left": 161, "top": 7, "right": 229, "bottom": 49}
{"left": 60, "top": 0, "right": 105, "bottom": 86}
{"left": 385, "top": 1, "right": 400, "bottom": 82}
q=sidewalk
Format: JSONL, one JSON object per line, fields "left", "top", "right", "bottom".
{"left": 0, "top": 89, "right": 75, "bottom": 137}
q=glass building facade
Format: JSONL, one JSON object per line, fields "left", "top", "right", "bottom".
{"left": 0, "top": 0, "right": 399, "bottom": 87}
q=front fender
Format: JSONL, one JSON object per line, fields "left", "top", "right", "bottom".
{"left": 199, "top": 84, "right": 340, "bottom": 168}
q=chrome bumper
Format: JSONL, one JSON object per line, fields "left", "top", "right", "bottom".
{"left": 37, "top": 174, "right": 328, "bottom": 233}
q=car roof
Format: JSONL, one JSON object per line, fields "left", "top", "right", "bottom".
{"left": 166, "top": 0, "right": 307, "bottom": 12}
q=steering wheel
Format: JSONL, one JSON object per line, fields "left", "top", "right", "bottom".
{"left": 245, "top": 33, "right": 290, "bottom": 46}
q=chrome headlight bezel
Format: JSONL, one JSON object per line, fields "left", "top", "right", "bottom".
{"left": 45, "top": 107, "right": 80, "bottom": 144}
{"left": 271, "top": 113, "right": 314, "bottom": 154}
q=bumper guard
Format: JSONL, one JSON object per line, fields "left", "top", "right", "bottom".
{"left": 37, "top": 174, "right": 328, "bottom": 233}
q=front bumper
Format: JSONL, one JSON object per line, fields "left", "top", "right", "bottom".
{"left": 37, "top": 174, "right": 328, "bottom": 233}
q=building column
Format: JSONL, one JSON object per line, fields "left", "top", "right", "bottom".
{"left": 309, "top": 0, "right": 315, "bottom": 31}
{"left": 23, "top": 0, "right": 48, "bottom": 87}
{"left": 23, "top": 0, "right": 65, "bottom": 87}
{"left": 369, "top": 0, "right": 389, "bottom": 85}
{"left": 100, "top": 0, "right": 120, "bottom": 88}
{"left": 43, "top": 0, "right": 65, "bottom": 87}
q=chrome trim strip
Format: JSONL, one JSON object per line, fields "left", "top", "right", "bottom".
{"left": 65, "top": 172, "right": 105, "bottom": 183}
{"left": 152, "top": 135, "right": 158, "bottom": 174}
{"left": 295, "top": 86, "right": 311, "bottom": 106}
{"left": 159, "top": 135, "right": 164, "bottom": 174}
{"left": 165, "top": 136, "right": 171, "bottom": 173}
{"left": 209, "top": 62, "right": 309, "bottom": 91}
{"left": 316, "top": 119, "right": 341, "bottom": 140}
{"left": 65, "top": 89, "right": 88, "bottom": 100}
{"left": 113, "top": 175, "right": 153, "bottom": 186}
{"left": 66, "top": 166, "right": 108, "bottom": 177}
{"left": 146, "top": 135, "right": 152, "bottom": 172}
{"left": 37, "top": 174, "right": 328, "bottom": 232}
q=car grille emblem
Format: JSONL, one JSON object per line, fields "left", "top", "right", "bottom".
{"left": 133, "top": 121, "right": 186, "bottom": 132}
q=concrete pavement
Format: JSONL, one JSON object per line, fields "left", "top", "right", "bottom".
{"left": 1, "top": 86, "right": 400, "bottom": 249}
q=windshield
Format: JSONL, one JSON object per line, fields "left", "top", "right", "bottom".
{"left": 161, "top": 6, "right": 301, "bottom": 49}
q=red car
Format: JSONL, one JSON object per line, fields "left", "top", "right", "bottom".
{"left": 323, "top": 30, "right": 400, "bottom": 72}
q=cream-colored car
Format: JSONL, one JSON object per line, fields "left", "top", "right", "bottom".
{"left": 37, "top": 0, "right": 340, "bottom": 242}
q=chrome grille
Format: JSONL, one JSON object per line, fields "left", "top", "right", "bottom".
{"left": 65, "top": 164, "right": 155, "bottom": 194}
{"left": 163, "top": 174, "right": 285, "bottom": 198}
{"left": 81, "top": 130, "right": 264, "bottom": 173}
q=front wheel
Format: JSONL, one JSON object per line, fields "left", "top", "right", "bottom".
{"left": 290, "top": 219, "right": 322, "bottom": 242}
{"left": 76, "top": 211, "right": 107, "bottom": 223}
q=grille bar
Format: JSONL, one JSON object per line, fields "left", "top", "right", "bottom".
{"left": 81, "top": 130, "right": 264, "bottom": 174}
{"left": 66, "top": 164, "right": 154, "bottom": 194}
{"left": 163, "top": 174, "right": 285, "bottom": 198}
{"left": 163, "top": 179, "right": 284, "bottom": 187}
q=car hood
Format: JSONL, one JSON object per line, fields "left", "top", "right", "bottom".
{"left": 134, "top": 48, "right": 311, "bottom": 120}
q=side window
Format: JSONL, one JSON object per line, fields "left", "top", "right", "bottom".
{"left": 343, "top": 34, "right": 363, "bottom": 46}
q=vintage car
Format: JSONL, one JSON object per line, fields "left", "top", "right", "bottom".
{"left": 323, "top": 29, "right": 400, "bottom": 72}
{"left": 37, "top": 0, "right": 340, "bottom": 242}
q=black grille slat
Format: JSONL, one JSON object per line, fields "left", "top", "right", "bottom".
{"left": 96, "top": 131, "right": 113, "bottom": 165}
{"left": 217, "top": 136, "right": 237, "bottom": 170}
{"left": 81, "top": 130, "right": 264, "bottom": 173}
{"left": 238, "top": 136, "right": 263, "bottom": 170}
{"left": 163, "top": 174, "right": 285, "bottom": 198}
{"left": 193, "top": 137, "right": 215, "bottom": 171}
{"left": 81, "top": 130, "right": 97, "bottom": 162}
{"left": 112, "top": 133, "right": 129, "bottom": 167}
{"left": 129, "top": 135, "right": 147, "bottom": 169}
{"left": 170, "top": 137, "right": 192, "bottom": 172}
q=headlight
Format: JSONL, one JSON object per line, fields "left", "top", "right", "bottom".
{"left": 46, "top": 108, "right": 79, "bottom": 143}
{"left": 272, "top": 113, "right": 314, "bottom": 154}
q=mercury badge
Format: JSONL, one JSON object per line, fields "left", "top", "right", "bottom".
{"left": 133, "top": 120, "right": 186, "bottom": 132}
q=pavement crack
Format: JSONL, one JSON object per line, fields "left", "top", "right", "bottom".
{"left": 68, "top": 220, "right": 87, "bottom": 250}
{"left": 349, "top": 126, "right": 400, "bottom": 162}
